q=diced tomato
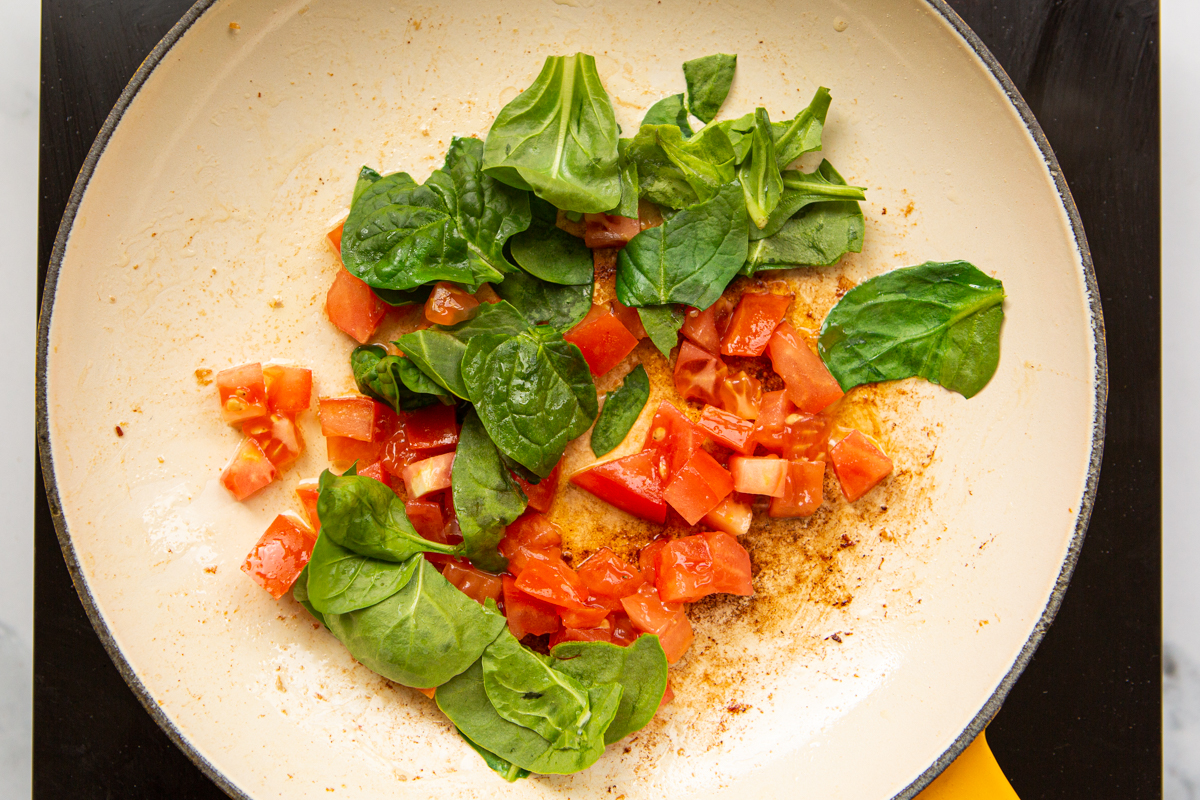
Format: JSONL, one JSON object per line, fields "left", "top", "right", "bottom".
{"left": 716, "top": 370, "right": 763, "bottom": 420}
{"left": 609, "top": 612, "right": 640, "bottom": 646}
{"left": 729, "top": 456, "right": 789, "bottom": 498}
{"left": 569, "top": 450, "right": 666, "bottom": 524}
{"left": 680, "top": 305, "right": 722, "bottom": 354}
{"left": 443, "top": 560, "right": 503, "bottom": 606}
{"left": 242, "top": 413, "right": 304, "bottom": 470}
{"left": 262, "top": 364, "right": 312, "bottom": 415}
{"left": 612, "top": 299, "right": 648, "bottom": 341}
{"left": 296, "top": 479, "right": 321, "bottom": 532}
{"left": 577, "top": 548, "right": 647, "bottom": 599}
{"left": 381, "top": 427, "right": 420, "bottom": 476}
{"left": 721, "top": 292, "right": 793, "bottom": 357}
{"left": 327, "top": 222, "right": 344, "bottom": 251}
{"left": 318, "top": 395, "right": 380, "bottom": 442}
{"left": 659, "top": 680, "right": 675, "bottom": 709}
{"left": 474, "top": 283, "right": 502, "bottom": 305}
{"left": 216, "top": 363, "right": 269, "bottom": 425}
{"left": 241, "top": 514, "right": 316, "bottom": 599}
{"left": 356, "top": 460, "right": 388, "bottom": 484}
{"left": 641, "top": 400, "right": 705, "bottom": 481}
{"left": 697, "top": 405, "right": 756, "bottom": 455}
{"left": 702, "top": 496, "right": 753, "bottom": 537}
{"left": 638, "top": 538, "right": 669, "bottom": 578}
{"left": 663, "top": 449, "right": 734, "bottom": 526}
{"left": 564, "top": 304, "right": 640, "bottom": 376}
{"left": 583, "top": 213, "right": 640, "bottom": 248}
{"left": 405, "top": 404, "right": 459, "bottom": 453}
{"left": 750, "top": 390, "right": 794, "bottom": 453}
{"left": 415, "top": 686, "right": 436, "bottom": 699}
{"left": 221, "top": 437, "right": 278, "bottom": 500}
{"left": 402, "top": 452, "right": 455, "bottom": 499}
{"left": 830, "top": 431, "right": 894, "bottom": 502}
{"left": 620, "top": 584, "right": 694, "bottom": 664}
{"left": 513, "top": 462, "right": 560, "bottom": 514}
{"left": 701, "top": 531, "right": 754, "bottom": 595}
{"left": 514, "top": 558, "right": 589, "bottom": 611}
{"left": 559, "top": 593, "right": 622, "bottom": 629}
{"left": 499, "top": 513, "right": 564, "bottom": 576}
{"left": 502, "top": 575, "right": 561, "bottom": 639}
{"left": 638, "top": 199, "right": 665, "bottom": 231}
{"left": 405, "top": 496, "right": 446, "bottom": 540}
{"left": 767, "top": 321, "right": 844, "bottom": 414}
{"left": 782, "top": 413, "right": 836, "bottom": 462}
{"left": 656, "top": 535, "right": 716, "bottom": 603}
{"left": 556, "top": 209, "right": 587, "bottom": 238}
{"left": 325, "top": 435, "right": 383, "bottom": 466}
{"left": 768, "top": 460, "right": 826, "bottom": 518}
{"left": 424, "top": 281, "right": 480, "bottom": 326}
{"left": 326, "top": 268, "right": 386, "bottom": 344}
{"left": 673, "top": 340, "right": 728, "bottom": 406}
{"left": 551, "top": 626, "right": 616, "bottom": 647}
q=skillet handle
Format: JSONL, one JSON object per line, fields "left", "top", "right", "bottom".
{"left": 915, "top": 729, "right": 1020, "bottom": 800}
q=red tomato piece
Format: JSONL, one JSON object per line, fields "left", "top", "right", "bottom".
{"left": 830, "top": 431, "right": 894, "bottom": 502}
{"left": 216, "top": 363, "right": 269, "bottom": 425}
{"left": 443, "top": 560, "right": 503, "bottom": 606}
{"left": 750, "top": 390, "right": 794, "bottom": 453}
{"left": 405, "top": 404, "right": 459, "bottom": 453}
{"left": 768, "top": 460, "right": 826, "bottom": 518}
{"left": 221, "top": 437, "right": 278, "bottom": 501}
{"left": 499, "top": 513, "right": 564, "bottom": 576}
{"left": 424, "top": 281, "right": 480, "bottom": 326}
{"left": 241, "top": 514, "right": 316, "bottom": 599}
{"left": 782, "top": 413, "right": 836, "bottom": 462}
{"left": 659, "top": 681, "right": 675, "bottom": 709}
{"left": 513, "top": 462, "right": 561, "bottom": 514}
{"left": 583, "top": 213, "right": 640, "bottom": 248}
{"left": 402, "top": 452, "right": 455, "bottom": 499}
{"left": 242, "top": 413, "right": 304, "bottom": 470}
{"left": 327, "top": 221, "right": 344, "bottom": 251}
{"left": 680, "top": 305, "right": 722, "bottom": 354}
{"left": 295, "top": 479, "right": 321, "bottom": 533}
{"left": 620, "top": 584, "right": 694, "bottom": 664}
{"left": 559, "top": 594, "right": 622, "bottom": 629}
{"left": 551, "top": 626, "right": 616, "bottom": 647}
{"left": 405, "top": 496, "right": 445, "bottom": 540}
{"left": 502, "top": 576, "right": 561, "bottom": 639}
{"left": 609, "top": 612, "right": 640, "bottom": 646}
{"left": 721, "top": 292, "right": 793, "bottom": 357}
{"left": 656, "top": 535, "right": 716, "bottom": 603}
{"left": 556, "top": 209, "right": 587, "bottom": 238}
{"left": 514, "top": 559, "right": 589, "bottom": 611}
{"left": 611, "top": 299, "right": 648, "bottom": 341}
{"left": 564, "top": 304, "right": 640, "bottom": 376}
{"left": 638, "top": 538, "right": 669, "bottom": 579}
{"left": 697, "top": 405, "right": 756, "bottom": 455}
{"left": 716, "top": 370, "right": 763, "bottom": 420}
{"left": 325, "top": 436, "right": 383, "bottom": 466}
{"left": 638, "top": 199, "right": 665, "bottom": 230}
{"left": 767, "top": 321, "right": 844, "bottom": 414}
{"left": 702, "top": 496, "right": 753, "bottom": 537}
{"left": 326, "top": 268, "right": 386, "bottom": 344}
{"left": 569, "top": 451, "right": 666, "bottom": 524}
{"left": 262, "top": 364, "right": 312, "bottom": 415}
{"left": 662, "top": 449, "right": 734, "bottom": 526}
{"left": 673, "top": 340, "right": 728, "bottom": 406}
{"left": 701, "top": 531, "right": 754, "bottom": 595}
{"left": 577, "top": 548, "right": 647, "bottom": 599}
{"left": 381, "top": 427, "right": 420, "bottom": 477}
{"left": 356, "top": 460, "right": 388, "bottom": 484}
{"left": 729, "top": 456, "right": 789, "bottom": 498}
{"left": 641, "top": 400, "right": 705, "bottom": 481}
{"left": 318, "top": 395, "right": 379, "bottom": 442}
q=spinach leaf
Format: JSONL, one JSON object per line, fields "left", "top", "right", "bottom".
{"left": 482, "top": 630, "right": 593, "bottom": 749}
{"left": 483, "top": 54, "right": 621, "bottom": 214}
{"left": 616, "top": 182, "right": 750, "bottom": 310}
{"left": 341, "top": 137, "right": 530, "bottom": 292}
{"left": 393, "top": 330, "right": 470, "bottom": 399}
{"left": 614, "top": 141, "right": 640, "bottom": 219}
{"left": 351, "top": 344, "right": 447, "bottom": 413}
{"left": 352, "top": 165, "right": 387, "bottom": 205}
{"left": 715, "top": 112, "right": 756, "bottom": 164}
{"left": 491, "top": 270, "right": 592, "bottom": 331}
{"left": 316, "top": 470, "right": 459, "bottom": 562}
{"left": 590, "top": 365, "right": 650, "bottom": 457}
{"left": 373, "top": 285, "right": 433, "bottom": 307}
{"left": 291, "top": 563, "right": 326, "bottom": 627}
{"left": 305, "top": 532, "right": 413, "bottom": 615}
{"left": 457, "top": 731, "right": 530, "bottom": 782}
{"left": 443, "top": 300, "right": 534, "bottom": 338}
{"left": 742, "top": 195, "right": 864, "bottom": 272}
{"left": 462, "top": 328, "right": 598, "bottom": 479}
{"left": 508, "top": 197, "right": 594, "bottom": 285}
{"left": 641, "top": 94, "right": 692, "bottom": 135}
{"left": 452, "top": 411, "right": 528, "bottom": 573}
{"left": 772, "top": 87, "right": 832, "bottom": 168}
{"left": 751, "top": 160, "right": 867, "bottom": 240}
{"left": 550, "top": 634, "right": 668, "bottom": 744}
{"left": 626, "top": 124, "right": 737, "bottom": 210}
{"left": 817, "top": 260, "right": 1005, "bottom": 398}
{"left": 682, "top": 53, "right": 737, "bottom": 123}
{"left": 637, "top": 304, "right": 684, "bottom": 356}
{"left": 325, "top": 558, "right": 507, "bottom": 688}
{"left": 738, "top": 107, "right": 784, "bottom": 229}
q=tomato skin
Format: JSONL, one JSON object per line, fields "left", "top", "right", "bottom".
{"left": 502, "top": 576, "right": 561, "bottom": 640}
{"left": 262, "top": 364, "right": 312, "bottom": 415}
{"left": 402, "top": 452, "right": 455, "bottom": 499}
{"left": 750, "top": 390, "right": 794, "bottom": 453}
{"left": 642, "top": 400, "right": 705, "bottom": 482}
{"left": 702, "top": 496, "right": 753, "bottom": 537}
{"left": 767, "top": 321, "right": 844, "bottom": 414}
{"left": 405, "top": 404, "right": 459, "bottom": 453}
{"left": 296, "top": 479, "right": 321, "bottom": 532}
{"left": 720, "top": 292, "right": 793, "bottom": 357}
{"left": 499, "top": 513, "right": 563, "bottom": 576}
{"left": 216, "top": 363, "right": 269, "bottom": 425}
{"left": 318, "top": 395, "right": 380, "bottom": 442}
{"left": 326, "top": 268, "right": 386, "bottom": 344}
{"left": 514, "top": 558, "right": 589, "bottom": 611}
{"left": 768, "top": 460, "right": 826, "bottom": 518}
{"left": 716, "top": 370, "right": 763, "bottom": 420}
{"left": 583, "top": 213, "right": 640, "bottom": 248}
{"left": 241, "top": 514, "right": 316, "bottom": 599}
{"left": 424, "top": 281, "right": 480, "bottom": 326}
{"left": 701, "top": 531, "right": 754, "bottom": 596}
{"left": 577, "top": 548, "right": 647, "bottom": 598}
{"left": 242, "top": 413, "right": 304, "bottom": 470}
{"left": 697, "top": 405, "right": 756, "bottom": 455}
{"left": 443, "top": 560, "right": 504, "bottom": 606}
{"left": 569, "top": 450, "right": 667, "bottom": 524}
{"left": 620, "top": 584, "right": 694, "bottom": 664}
{"left": 729, "top": 456, "right": 789, "bottom": 498}
{"left": 405, "top": 496, "right": 445, "bottom": 540}
{"left": 662, "top": 449, "right": 734, "bottom": 526}
{"left": 656, "top": 535, "right": 716, "bottom": 603}
{"left": 564, "top": 304, "right": 640, "bottom": 376}
{"left": 830, "top": 430, "right": 894, "bottom": 501}
{"left": 673, "top": 340, "right": 728, "bottom": 406}
{"left": 221, "top": 437, "right": 278, "bottom": 500}
{"left": 513, "top": 462, "right": 560, "bottom": 514}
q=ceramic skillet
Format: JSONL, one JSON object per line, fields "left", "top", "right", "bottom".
{"left": 36, "top": 0, "right": 1104, "bottom": 797}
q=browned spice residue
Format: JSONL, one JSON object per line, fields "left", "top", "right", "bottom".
{"left": 114, "top": 425, "right": 123, "bottom": 437}
{"left": 195, "top": 368, "right": 213, "bottom": 386}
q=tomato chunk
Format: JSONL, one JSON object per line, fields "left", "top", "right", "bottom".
{"left": 564, "top": 304, "right": 640, "bottom": 376}
{"left": 296, "top": 479, "right": 321, "bottom": 532}
{"left": 767, "top": 321, "right": 844, "bottom": 414}
{"left": 402, "top": 452, "right": 455, "bottom": 499}
{"left": 443, "top": 560, "right": 503, "bottom": 606}
{"left": 551, "top": 626, "right": 616, "bottom": 647}
{"left": 721, "top": 292, "right": 793, "bottom": 357}
{"left": 680, "top": 304, "right": 723, "bottom": 354}
{"left": 612, "top": 300, "right": 647, "bottom": 341}
{"left": 702, "top": 496, "right": 753, "bottom": 537}
{"left": 502, "top": 576, "right": 561, "bottom": 639}
{"left": 216, "top": 363, "right": 269, "bottom": 425}
{"left": 514, "top": 558, "right": 589, "bottom": 611}
{"left": 425, "top": 281, "right": 480, "bottom": 326}
{"left": 750, "top": 390, "right": 794, "bottom": 453}
{"left": 405, "top": 496, "right": 445, "bottom": 541}
{"left": 221, "top": 438, "right": 278, "bottom": 500}
{"left": 262, "top": 364, "right": 312, "bottom": 415}
{"left": 701, "top": 531, "right": 754, "bottom": 596}
{"left": 656, "top": 535, "right": 716, "bottom": 603}
{"left": 782, "top": 413, "right": 836, "bottom": 462}
{"left": 569, "top": 451, "right": 666, "bottom": 524}
{"left": 327, "top": 221, "right": 344, "bottom": 251}
{"left": 318, "top": 396, "right": 380, "bottom": 442}
{"left": 381, "top": 427, "right": 420, "bottom": 476}
{"left": 242, "top": 413, "right": 304, "bottom": 470}
{"left": 697, "top": 405, "right": 756, "bottom": 455}
{"left": 620, "top": 584, "right": 694, "bottom": 664}
{"left": 642, "top": 400, "right": 705, "bottom": 482}
{"left": 716, "top": 370, "right": 763, "bottom": 420}
{"left": 499, "top": 513, "right": 564, "bottom": 576}
{"left": 729, "top": 456, "right": 789, "bottom": 498}
{"left": 513, "top": 462, "right": 560, "bottom": 514}
{"left": 583, "top": 213, "right": 640, "bottom": 248}
{"left": 830, "top": 431, "right": 894, "bottom": 502}
{"left": 241, "top": 514, "right": 316, "bottom": 599}
{"left": 662, "top": 449, "right": 734, "bottom": 526}
{"left": 559, "top": 594, "right": 621, "bottom": 629}
{"left": 673, "top": 340, "right": 728, "bottom": 406}
{"left": 325, "top": 436, "right": 383, "bottom": 466}
{"left": 405, "top": 404, "right": 459, "bottom": 453}
{"left": 768, "top": 460, "right": 826, "bottom": 518}
{"left": 577, "top": 548, "right": 647, "bottom": 599}
{"left": 326, "top": 268, "right": 386, "bottom": 344}
{"left": 556, "top": 209, "right": 587, "bottom": 237}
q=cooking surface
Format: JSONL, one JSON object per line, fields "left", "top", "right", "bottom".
{"left": 34, "top": 1, "right": 1158, "bottom": 798}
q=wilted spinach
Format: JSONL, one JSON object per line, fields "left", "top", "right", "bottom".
{"left": 681, "top": 53, "right": 737, "bottom": 123}
{"left": 451, "top": 411, "right": 527, "bottom": 573}
{"left": 625, "top": 123, "right": 737, "bottom": 209}
{"left": 491, "top": 270, "right": 592, "bottom": 331}
{"left": 508, "top": 197, "right": 593, "bottom": 285}
{"left": 351, "top": 344, "right": 448, "bottom": 412}
{"left": 738, "top": 107, "right": 784, "bottom": 229}
{"left": 637, "top": 304, "right": 684, "bottom": 357}
{"left": 751, "top": 160, "right": 867, "bottom": 240}
{"left": 482, "top": 630, "right": 593, "bottom": 749}
{"left": 316, "top": 470, "right": 460, "bottom": 562}
{"left": 818, "top": 260, "right": 1005, "bottom": 398}
{"left": 772, "top": 86, "right": 832, "bottom": 168}
{"left": 590, "top": 365, "right": 650, "bottom": 457}
{"left": 742, "top": 197, "right": 864, "bottom": 272}
{"left": 305, "top": 532, "right": 414, "bottom": 615}
{"left": 291, "top": 563, "right": 326, "bottom": 627}
{"left": 550, "top": 635, "right": 668, "bottom": 744}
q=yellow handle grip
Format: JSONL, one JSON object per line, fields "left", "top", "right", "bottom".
{"left": 915, "top": 729, "right": 1019, "bottom": 800}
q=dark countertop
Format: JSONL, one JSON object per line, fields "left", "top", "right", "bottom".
{"left": 35, "top": 1, "right": 1161, "bottom": 797}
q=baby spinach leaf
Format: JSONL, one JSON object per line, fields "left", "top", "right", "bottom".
{"left": 641, "top": 94, "right": 692, "bottom": 135}
{"left": 452, "top": 411, "right": 528, "bottom": 573}
{"left": 326, "top": 558, "right": 507, "bottom": 689}
{"left": 316, "top": 470, "right": 459, "bottom": 562}
{"left": 751, "top": 160, "right": 867, "bottom": 240}
{"left": 590, "top": 365, "right": 650, "bottom": 457}
{"left": 742, "top": 195, "right": 864, "bottom": 272}
{"left": 393, "top": 330, "right": 470, "bottom": 399}
{"left": 352, "top": 165, "right": 387, "bottom": 205}
{"left": 444, "top": 300, "right": 534, "bottom": 339}
{"left": 738, "top": 107, "right": 784, "bottom": 229}
{"left": 457, "top": 731, "right": 530, "bottom": 782}
{"left": 715, "top": 112, "right": 757, "bottom": 164}
{"left": 372, "top": 285, "right": 433, "bottom": 307}
{"left": 508, "top": 197, "right": 594, "bottom": 285}
{"left": 614, "top": 142, "right": 640, "bottom": 218}
{"left": 682, "top": 53, "right": 737, "bottom": 124}
{"left": 292, "top": 564, "right": 326, "bottom": 627}
{"left": 626, "top": 124, "right": 737, "bottom": 210}
{"left": 637, "top": 304, "right": 684, "bottom": 356}
{"left": 616, "top": 182, "right": 750, "bottom": 310}
{"left": 772, "top": 87, "right": 832, "bottom": 168}
{"left": 351, "top": 344, "right": 447, "bottom": 413}
{"left": 818, "top": 260, "right": 1006, "bottom": 398}
{"left": 482, "top": 630, "right": 593, "bottom": 749}
{"left": 483, "top": 54, "right": 621, "bottom": 214}
{"left": 550, "top": 634, "right": 668, "bottom": 744}
{"left": 341, "top": 137, "right": 530, "bottom": 292}
{"left": 491, "top": 270, "right": 592, "bottom": 331}
{"left": 305, "top": 532, "right": 413, "bottom": 615}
